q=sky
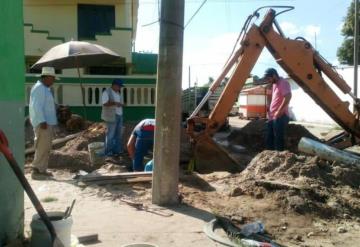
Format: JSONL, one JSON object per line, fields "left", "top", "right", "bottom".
{"left": 134, "top": 0, "right": 352, "bottom": 88}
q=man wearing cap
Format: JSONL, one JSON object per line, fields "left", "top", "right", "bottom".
{"left": 101, "top": 79, "right": 125, "bottom": 157}
{"left": 263, "top": 68, "right": 292, "bottom": 151}
{"left": 127, "top": 119, "right": 155, "bottom": 171}
{"left": 29, "top": 67, "right": 58, "bottom": 179}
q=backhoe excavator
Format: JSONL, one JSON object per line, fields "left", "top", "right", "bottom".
{"left": 187, "top": 7, "right": 360, "bottom": 173}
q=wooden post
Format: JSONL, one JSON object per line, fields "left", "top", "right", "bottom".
{"left": 152, "top": 0, "right": 185, "bottom": 205}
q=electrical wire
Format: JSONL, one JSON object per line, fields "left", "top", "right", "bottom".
{"left": 222, "top": 6, "right": 294, "bottom": 68}
{"left": 185, "top": 0, "right": 208, "bottom": 29}
{"left": 142, "top": 0, "right": 161, "bottom": 27}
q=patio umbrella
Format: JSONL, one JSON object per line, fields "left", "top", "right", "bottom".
{"left": 31, "top": 40, "right": 121, "bottom": 69}
{"left": 31, "top": 41, "right": 122, "bottom": 119}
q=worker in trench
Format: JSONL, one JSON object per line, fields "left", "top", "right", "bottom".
{"left": 127, "top": 119, "right": 155, "bottom": 172}
{"left": 262, "top": 68, "right": 292, "bottom": 151}
{"left": 29, "top": 67, "right": 59, "bottom": 180}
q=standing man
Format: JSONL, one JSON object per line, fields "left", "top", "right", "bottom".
{"left": 29, "top": 67, "right": 58, "bottom": 180}
{"left": 263, "top": 68, "right": 292, "bottom": 151}
{"left": 101, "top": 79, "right": 125, "bottom": 157}
{"left": 127, "top": 119, "right": 155, "bottom": 171}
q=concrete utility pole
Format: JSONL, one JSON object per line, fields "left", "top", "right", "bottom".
{"left": 152, "top": 0, "right": 185, "bottom": 205}
{"left": 188, "top": 66, "right": 191, "bottom": 89}
{"left": 354, "top": 0, "right": 359, "bottom": 99}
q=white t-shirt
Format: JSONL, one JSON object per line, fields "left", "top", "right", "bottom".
{"left": 102, "top": 89, "right": 123, "bottom": 115}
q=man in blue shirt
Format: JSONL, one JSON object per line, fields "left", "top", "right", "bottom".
{"left": 29, "top": 67, "right": 58, "bottom": 180}
{"left": 127, "top": 119, "right": 155, "bottom": 171}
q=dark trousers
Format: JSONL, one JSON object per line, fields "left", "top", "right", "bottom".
{"left": 266, "top": 114, "right": 289, "bottom": 151}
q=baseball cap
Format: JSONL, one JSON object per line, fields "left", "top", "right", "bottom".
{"left": 262, "top": 68, "right": 278, "bottom": 79}
{"left": 112, "top": 79, "right": 125, "bottom": 87}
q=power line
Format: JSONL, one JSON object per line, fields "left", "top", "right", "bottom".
{"left": 185, "top": 0, "right": 208, "bottom": 29}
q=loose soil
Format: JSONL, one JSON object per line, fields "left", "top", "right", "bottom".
{"left": 227, "top": 119, "right": 319, "bottom": 152}
{"left": 23, "top": 118, "right": 360, "bottom": 246}
{"left": 179, "top": 150, "right": 360, "bottom": 246}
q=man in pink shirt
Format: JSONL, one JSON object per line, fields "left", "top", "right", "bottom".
{"left": 263, "top": 68, "right": 292, "bottom": 151}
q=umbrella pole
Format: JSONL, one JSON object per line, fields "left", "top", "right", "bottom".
{"left": 76, "top": 61, "right": 87, "bottom": 121}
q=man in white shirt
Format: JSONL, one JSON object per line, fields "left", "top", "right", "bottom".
{"left": 101, "top": 79, "right": 125, "bottom": 157}
{"left": 29, "top": 67, "right": 58, "bottom": 179}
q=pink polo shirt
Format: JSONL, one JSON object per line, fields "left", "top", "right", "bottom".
{"left": 269, "top": 77, "right": 291, "bottom": 120}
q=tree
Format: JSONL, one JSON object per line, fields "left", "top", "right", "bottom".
{"left": 208, "top": 76, "right": 214, "bottom": 84}
{"left": 337, "top": 1, "right": 360, "bottom": 65}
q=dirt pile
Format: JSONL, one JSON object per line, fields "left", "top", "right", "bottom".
{"left": 61, "top": 123, "right": 106, "bottom": 152}
{"left": 231, "top": 151, "right": 360, "bottom": 218}
{"left": 49, "top": 150, "right": 90, "bottom": 171}
{"left": 227, "top": 119, "right": 319, "bottom": 152}
{"left": 47, "top": 123, "right": 105, "bottom": 170}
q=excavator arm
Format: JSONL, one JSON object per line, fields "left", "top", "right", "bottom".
{"left": 187, "top": 8, "right": 360, "bottom": 173}
{"left": 259, "top": 9, "right": 360, "bottom": 138}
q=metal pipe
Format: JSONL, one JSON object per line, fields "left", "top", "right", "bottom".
{"left": 349, "top": 91, "right": 359, "bottom": 101}
{"left": 274, "top": 19, "right": 285, "bottom": 37}
{"left": 298, "top": 137, "right": 360, "bottom": 166}
{"left": 189, "top": 48, "right": 243, "bottom": 118}
{"left": 190, "top": 90, "right": 209, "bottom": 118}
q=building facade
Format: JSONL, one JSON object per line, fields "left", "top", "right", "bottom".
{"left": 24, "top": 0, "right": 157, "bottom": 122}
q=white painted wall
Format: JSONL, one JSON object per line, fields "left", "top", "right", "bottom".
{"left": 24, "top": 4, "right": 77, "bottom": 41}
{"left": 94, "top": 29, "right": 132, "bottom": 62}
{"left": 288, "top": 67, "right": 359, "bottom": 126}
{"left": 24, "top": 25, "right": 63, "bottom": 56}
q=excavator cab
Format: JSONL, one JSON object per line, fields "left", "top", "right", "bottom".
{"left": 187, "top": 7, "right": 360, "bottom": 173}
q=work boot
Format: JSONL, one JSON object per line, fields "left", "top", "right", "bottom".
{"left": 31, "top": 168, "right": 53, "bottom": 180}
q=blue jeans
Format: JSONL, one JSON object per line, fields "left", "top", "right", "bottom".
{"left": 133, "top": 130, "right": 154, "bottom": 171}
{"left": 266, "top": 114, "right": 289, "bottom": 151}
{"left": 105, "top": 114, "right": 123, "bottom": 156}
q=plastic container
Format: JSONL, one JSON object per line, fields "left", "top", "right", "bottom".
{"left": 88, "top": 142, "right": 105, "bottom": 166}
{"left": 240, "top": 221, "right": 265, "bottom": 237}
{"left": 144, "top": 160, "right": 154, "bottom": 172}
{"left": 240, "top": 239, "right": 273, "bottom": 247}
{"left": 30, "top": 211, "right": 73, "bottom": 247}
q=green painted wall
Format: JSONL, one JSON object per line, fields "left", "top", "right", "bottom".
{"left": 69, "top": 106, "right": 155, "bottom": 122}
{"left": 0, "top": 0, "right": 25, "bottom": 245}
{"left": 25, "top": 106, "right": 155, "bottom": 123}
{"left": 132, "top": 52, "right": 158, "bottom": 74}
{"left": 25, "top": 76, "right": 156, "bottom": 84}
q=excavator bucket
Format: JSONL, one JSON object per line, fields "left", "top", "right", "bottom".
{"left": 193, "top": 135, "right": 244, "bottom": 174}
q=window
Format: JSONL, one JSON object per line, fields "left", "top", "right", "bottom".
{"left": 78, "top": 4, "right": 115, "bottom": 40}
{"left": 86, "top": 65, "right": 126, "bottom": 75}
{"left": 84, "top": 57, "right": 127, "bottom": 75}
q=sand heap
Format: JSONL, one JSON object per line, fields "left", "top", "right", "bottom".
{"left": 231, "top": 150, "right": 360, "bottom": 218}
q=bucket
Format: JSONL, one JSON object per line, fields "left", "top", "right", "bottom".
{"left": 88, "top": 142, "right": 105, "bottom": 166}
{"left": 121, "top": 244, "right": 158, "bottom": 247}
{"left": 30, "top": 211, "right": 73, "bottom": 247}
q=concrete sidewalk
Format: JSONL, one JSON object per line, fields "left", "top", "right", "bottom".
{"left": 24, "top": 176, "right": 219, "bottom": 247}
